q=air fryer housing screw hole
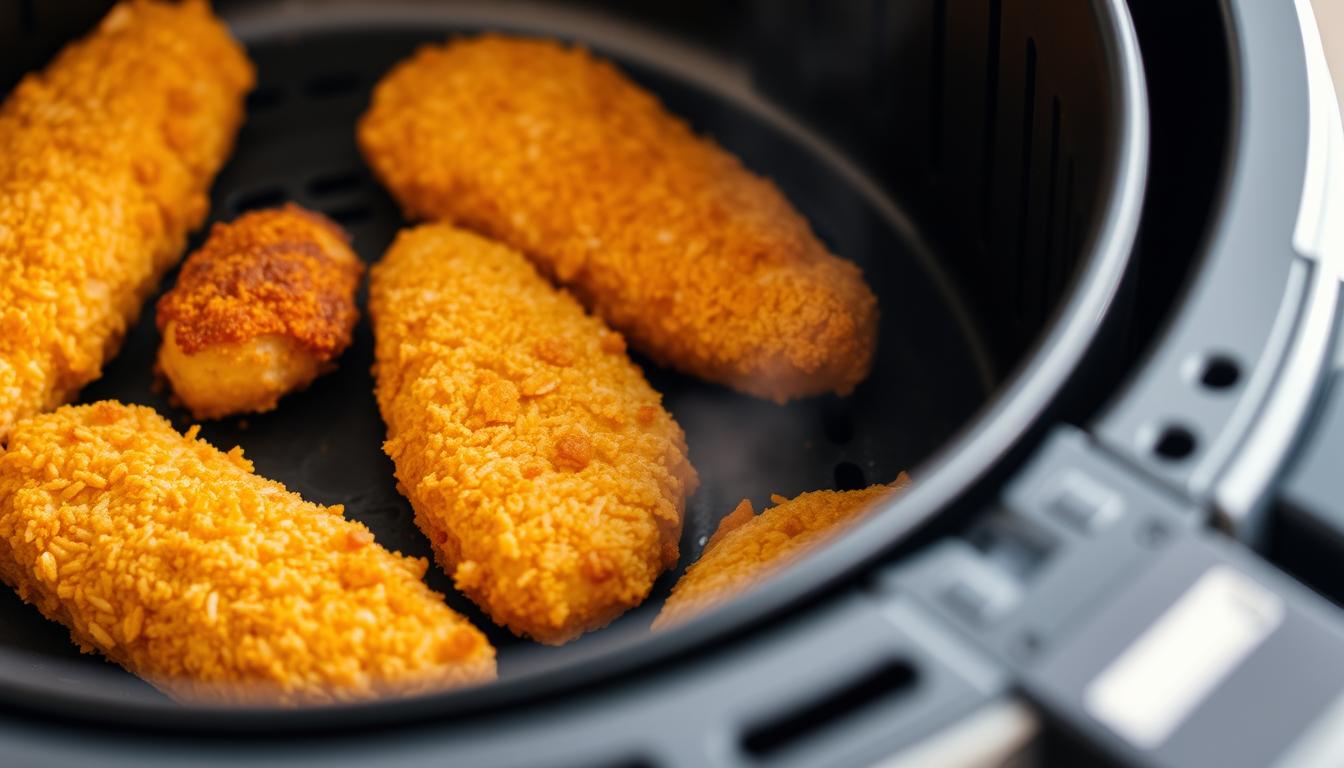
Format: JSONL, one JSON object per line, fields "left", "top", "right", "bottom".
{"left": 1153, "top": 425, "right": 1196, "bottom": 461}
{"left": 1200, "top": 355, "right": 1240, "bottom": 390}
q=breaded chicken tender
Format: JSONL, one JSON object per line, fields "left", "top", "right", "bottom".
{"left": 652, "top": 476, "right": 910, "bottom": 630}
{"left": 0, "top": 0, "right": 252, "bottom": 441}
{"left": 0, "top": 401, "right": 495, "bottom": 705}
{"left": 156, "top": 205, "right": 363, "bottom": 419}
{"left": 358, "top": 36, "right": 877, "bottom": 403}
{"left": 370, "top": 224, "right": 698, "bottom": 644}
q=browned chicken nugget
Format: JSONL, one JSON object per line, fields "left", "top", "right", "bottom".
{"left": 370, "top": 224, "right": 698, "bottom": 644}
{"left": 0, "top": 402, "right": 495, "bottom": 705}
{"left": 156, "top": 205, "right": 363, "bottom": 419}
{"left": 358, "top": 35, "right": 877, "bottom": 403}
{"left": 653, "top": 475, "right": 910, "bottom": 630}
{"left": 0, "top": 0, "right": 252, "bottom": 441}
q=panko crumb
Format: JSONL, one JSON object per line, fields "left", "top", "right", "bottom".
{"left": 653, "top": 474, "right": 911, "bottom": 630}
{"left": 358, "top": 35, "right": 878, "bottom": 403}
{"left": 0, "top": 401, "right": 495, "bottom": 705}
{"left": 156, "top": 205, "right": 363, "bottom": 419}
{"left": 371, "top": 224, "right": 698, "bottom": 645}
{"left": 0, "top": 0, "right": 252, "bottom": 441}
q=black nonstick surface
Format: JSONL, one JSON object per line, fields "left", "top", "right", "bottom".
{"left": 0, "top": 19, "right": 991, "bottom": 699}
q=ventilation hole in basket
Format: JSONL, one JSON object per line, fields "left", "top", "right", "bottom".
{"left": 245, "top": 86, "right": 285, "bottom": 113}
{"left": 833, "top": 461, "right": 866, "bottom": 491}
{"left": 1200, "top": 356, "right": 1240, "bottom": 390}
{"left": 307, "top": 170, "right": 365, "bottom": 199}
{"left": 1153, "top": 426, "right": 1196, "bottom": 461}
{"left": 325, "top": 205, "right": 372, "bottom": 226}
{"left": 228, "top": 186, "right": 287, "bottom": 215}
{"left": 305, "top": 72, "right": 361, "bottom": 100}
{"left": 822, "top": 407, "right": 854, "bottom": 445}
{"left": 742, "top": 659, "right": 916, "bottom": 758}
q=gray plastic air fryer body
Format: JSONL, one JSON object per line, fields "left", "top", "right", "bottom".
{"left": 1, "top": 0, "right": 1343, "bottom": 766}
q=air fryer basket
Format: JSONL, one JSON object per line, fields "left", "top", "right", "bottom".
{"left": 0, "top": 0, "right": 1145, "bottom": 721}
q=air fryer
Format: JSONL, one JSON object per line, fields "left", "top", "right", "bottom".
{"left": 2, "top": 1, "right": 1344, "bottom": 767}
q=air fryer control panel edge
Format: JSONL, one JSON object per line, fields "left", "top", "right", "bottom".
{"left": 885, "top": 424, "right": 1344, "bottom": 768}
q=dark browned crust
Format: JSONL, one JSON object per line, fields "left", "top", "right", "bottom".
{"left": 156, "top": 204, "right": 363, "bottom": 357}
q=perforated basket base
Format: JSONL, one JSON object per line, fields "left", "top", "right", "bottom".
{"left": 0, "top": 14, "right": 989, "bottom": 695}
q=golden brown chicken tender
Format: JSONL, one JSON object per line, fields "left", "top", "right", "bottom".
{"left": 156, "top": 205, "right": 363, "bottom": 419}
{"left": 653, "top": 476, "right": 910, "bottom": 630}
{"left": 370, "top": 224, "right": 698, "bottom": 644}
{"left": 0, "top": 0, "right": 252, "bottom": 441}
{"left": 358, "top": 35, "right": 877, "bottom": 403}
{"left": 0, "top": 401, "right": 495, "bottom": 705}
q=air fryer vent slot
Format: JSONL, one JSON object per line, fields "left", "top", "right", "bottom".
{"left": 1041, "top": 95, "right": 1062, "bottom": 328}
{"left": 1014, "top": 38, "right": 1038, "bottom": 322}
{"left": 980, "top": 0, "right": 1004, "bottom": 226}
{"left": 741, "top": 659, "right": 917, "bottom": 758}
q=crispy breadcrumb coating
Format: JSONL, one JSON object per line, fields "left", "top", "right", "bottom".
{"left": 0, "top": 401, "right": 495, "bottom": 705}
{"left": 358, "top": 35, "right": 877, "bottom": 403}
{"left": 370, "top": 224, "right": 698, "bottom": 644}
{"left": 156, "top": 205, "right": 363, "bottom": 419}
{"left": 652, "top": 475, "right": 910, "bottom": 630}
{"left": 0, "top": 0, "right": 252, "bottom": 441}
